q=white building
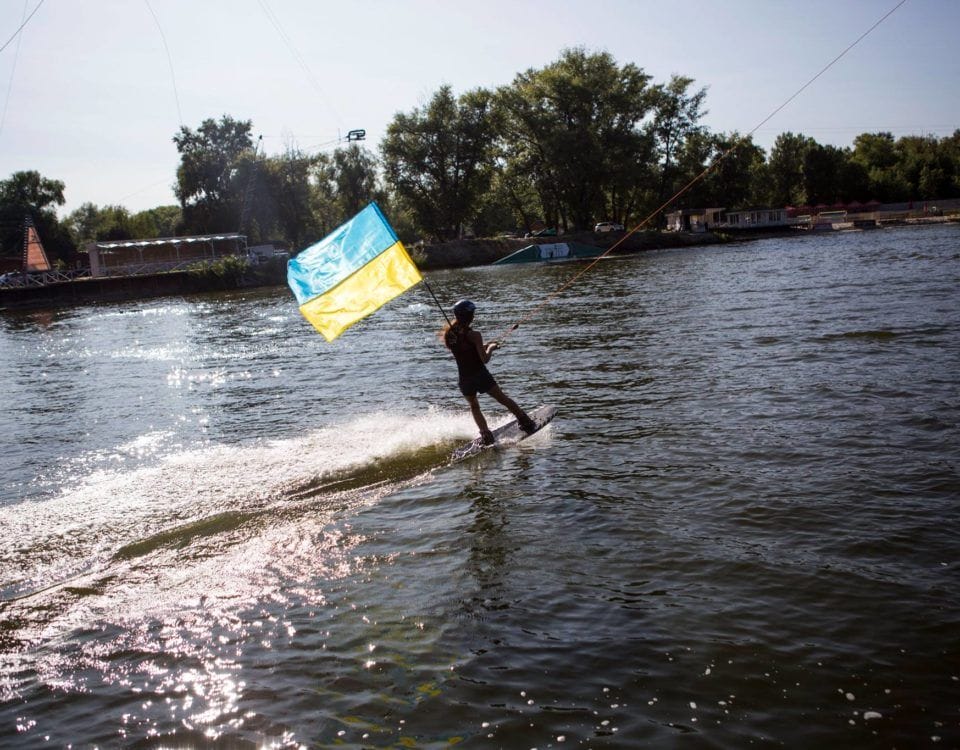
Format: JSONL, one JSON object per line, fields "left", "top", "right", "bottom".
{"left": 665, "top": 208, "right": 724, "bottom": 232}
{"left": 720, "top": 208, "right": 789, "bottom": 228}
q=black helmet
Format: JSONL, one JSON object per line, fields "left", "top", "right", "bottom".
{"left": 453, "top": 299, "right": 476, "bottom": 321}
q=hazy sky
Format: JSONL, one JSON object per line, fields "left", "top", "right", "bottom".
{"left": 1, "top": 0, "right": 957, "bottom": 215}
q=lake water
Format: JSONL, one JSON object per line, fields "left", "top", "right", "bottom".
{"left": 1, "top": 224, "right": 958, "bottom": 748}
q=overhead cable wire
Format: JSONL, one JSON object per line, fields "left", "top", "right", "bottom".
{"left": 0, "top": 0, "right": 31, "bottom": 140}
{"left": 0, "top": 0, "right": 42, "bottom": 54}
{"left": 495, "top": 0, "right": 908, "bottom": 345}
{"left": 144, "top": 0, "right": 183, "bottom": 127}
{"left": 256, "top": 0, "right": 343, "bottom": 127}
{"left": 260, "top": 132, "right": 360, "bottom": 156}
{"left": 115, "top": 177, "right": 173, "bottom": 205}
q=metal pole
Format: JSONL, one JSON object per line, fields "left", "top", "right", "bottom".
{"left": 422, "top": 278, "right": 451, "bottom": 327}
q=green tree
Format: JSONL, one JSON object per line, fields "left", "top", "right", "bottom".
{"left": 173, "top": 115, "right": 254, "bottom": 233}
{"left": 851, "top": 132, "right": 897, "bottom": 170}
{"left": 235, "top": 151, "right": 279, "bottom": 244}
{"left": 264, "top": 147, "right": 324, "bottom": 249}
{"left": 131, "top": 205, "right": 183, "bottom": 238}
{"left": 470, "top": 167, "right": 537, "bottom": 237}
{"left": 96, "top": 205, "right": 136, "bottom": 240}
{"left": 64, "top": 202, "right": 101, "bottom": 246}
{"left": 766, "top": 132, "right": 816, "bottom": 206}
{"left": 648, "top": 75, "right": 708, "bottom": 215}
{"left": 681, "top": 132, "right": 767, "bottom": 210}
{"left": 0, "top": 170, "right": 73, "bottom": 263}
{"left": 0, "top": 170, "right": 65, "bottom": 210}
{"left": 64, "top": 203, "right": 135, "bottom": 244}
{"left": 496, "top": 48, "right": 655, "bottom": 231}
{"left": 895, "top": 135, "right": 954, "bottom": 200}
{"left": 850, "top": 132, "right": 907, "bottom": 202}
{"left": 942, "top": 130, "right": 960, "bottom": 196}
{"left": 332, "top": 144, "right": 381, "bottom": 219}
{"left": 671, "top": 129, "right": 714, "bottom": 208}
{"left": 382, "top": 85, "right": 497, "bottom": 240}
{"left": 837, "top": 157, "right": 871, "bottom": 203}
{"left": 66, "top": 203, "right": 183, "bottom": 246}
{"left": 802, "top": 143, "right": 848, "bottom": 205}
{"left": 308, "top": 151, "right": 340, "bottom": 239}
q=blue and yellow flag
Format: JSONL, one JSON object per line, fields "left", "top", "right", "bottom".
{"left": 287, "top": 203, "right": 422, "bottom": 341}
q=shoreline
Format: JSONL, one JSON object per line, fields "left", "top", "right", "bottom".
{"left": 414, "top": 227, "right": 729, "bottom": 271}
{"left": 416, "top": 213, "right": 958, "bottom": 271}
{"left": 1, "top": 220, "right": 954, "bottom": 312}
{"left": 0, "top": 258, "right": 287, "bottom": 312}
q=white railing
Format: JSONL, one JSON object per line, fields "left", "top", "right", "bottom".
{"left": 0, "top": 268, "right": 91, "bottom": 288}
{"left": 96, "top": 259, "right": 203, "bottom": 277}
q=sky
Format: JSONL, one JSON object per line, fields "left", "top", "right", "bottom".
{"left": 1, "top": 0, "right": 957, "bottom": 216}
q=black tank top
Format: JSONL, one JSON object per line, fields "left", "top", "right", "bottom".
{"left": 445, "top": 324, "right": 488, "bottom": 380}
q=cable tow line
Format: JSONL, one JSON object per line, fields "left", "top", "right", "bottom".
{"left": 494, "top": 0, "right": 908, "bottom": 346}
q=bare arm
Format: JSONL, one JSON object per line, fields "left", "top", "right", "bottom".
{"left": 469, "top": 330, "right": 499, "bottom": 363}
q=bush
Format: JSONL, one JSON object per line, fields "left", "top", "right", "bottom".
{"left": 186, "top": 254, "right": 251, "bottom": 287}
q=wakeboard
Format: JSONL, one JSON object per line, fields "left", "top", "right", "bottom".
{"left": 451, "top": 404, "right": 557, "bottom": 462}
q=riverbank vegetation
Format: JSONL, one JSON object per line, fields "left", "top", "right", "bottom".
{"left": 3, "top": 48, "right": 959, "bottom": 267}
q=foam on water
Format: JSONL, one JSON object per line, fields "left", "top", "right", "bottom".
{"left": 0, "top": 408, "right": 476, "bottom": 649}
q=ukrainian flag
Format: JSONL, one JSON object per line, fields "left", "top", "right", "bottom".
{"left": 287, "top": 203, "right": 423, "bottom": 341}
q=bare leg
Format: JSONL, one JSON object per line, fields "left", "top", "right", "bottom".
{"left": 465, "top": 394, "right": 494, "bottom": 443}
{"left": 486, "top": 385, "right": 534, "bottom": 428}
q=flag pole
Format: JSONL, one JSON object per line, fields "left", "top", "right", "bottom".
{"left": 422, "top": 278, "right": 451, "bottom": 327}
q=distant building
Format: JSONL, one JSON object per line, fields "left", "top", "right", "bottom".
{"left": 665, "top": 208, "right": 724, "bottom": 232}
{"left": 84, "top": 233, "right": 248, "bottom": 278}
{"left": 721, "top": 208, "right": 789, "bottom": 229}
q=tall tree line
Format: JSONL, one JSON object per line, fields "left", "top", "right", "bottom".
{"left": 3, "top": 48, "right": 960, "bottom": 265}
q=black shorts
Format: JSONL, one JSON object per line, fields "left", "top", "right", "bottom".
{"left": 458, "top": 369, "right": 497, "bottom": 397}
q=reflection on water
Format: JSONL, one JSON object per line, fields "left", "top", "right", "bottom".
{"left": 1, "top": 226, "right": 959, "bottom": 747}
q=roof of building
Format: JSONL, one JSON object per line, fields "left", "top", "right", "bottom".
{"left": 92, "top": 233, "right": 245, "bottom": 251}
